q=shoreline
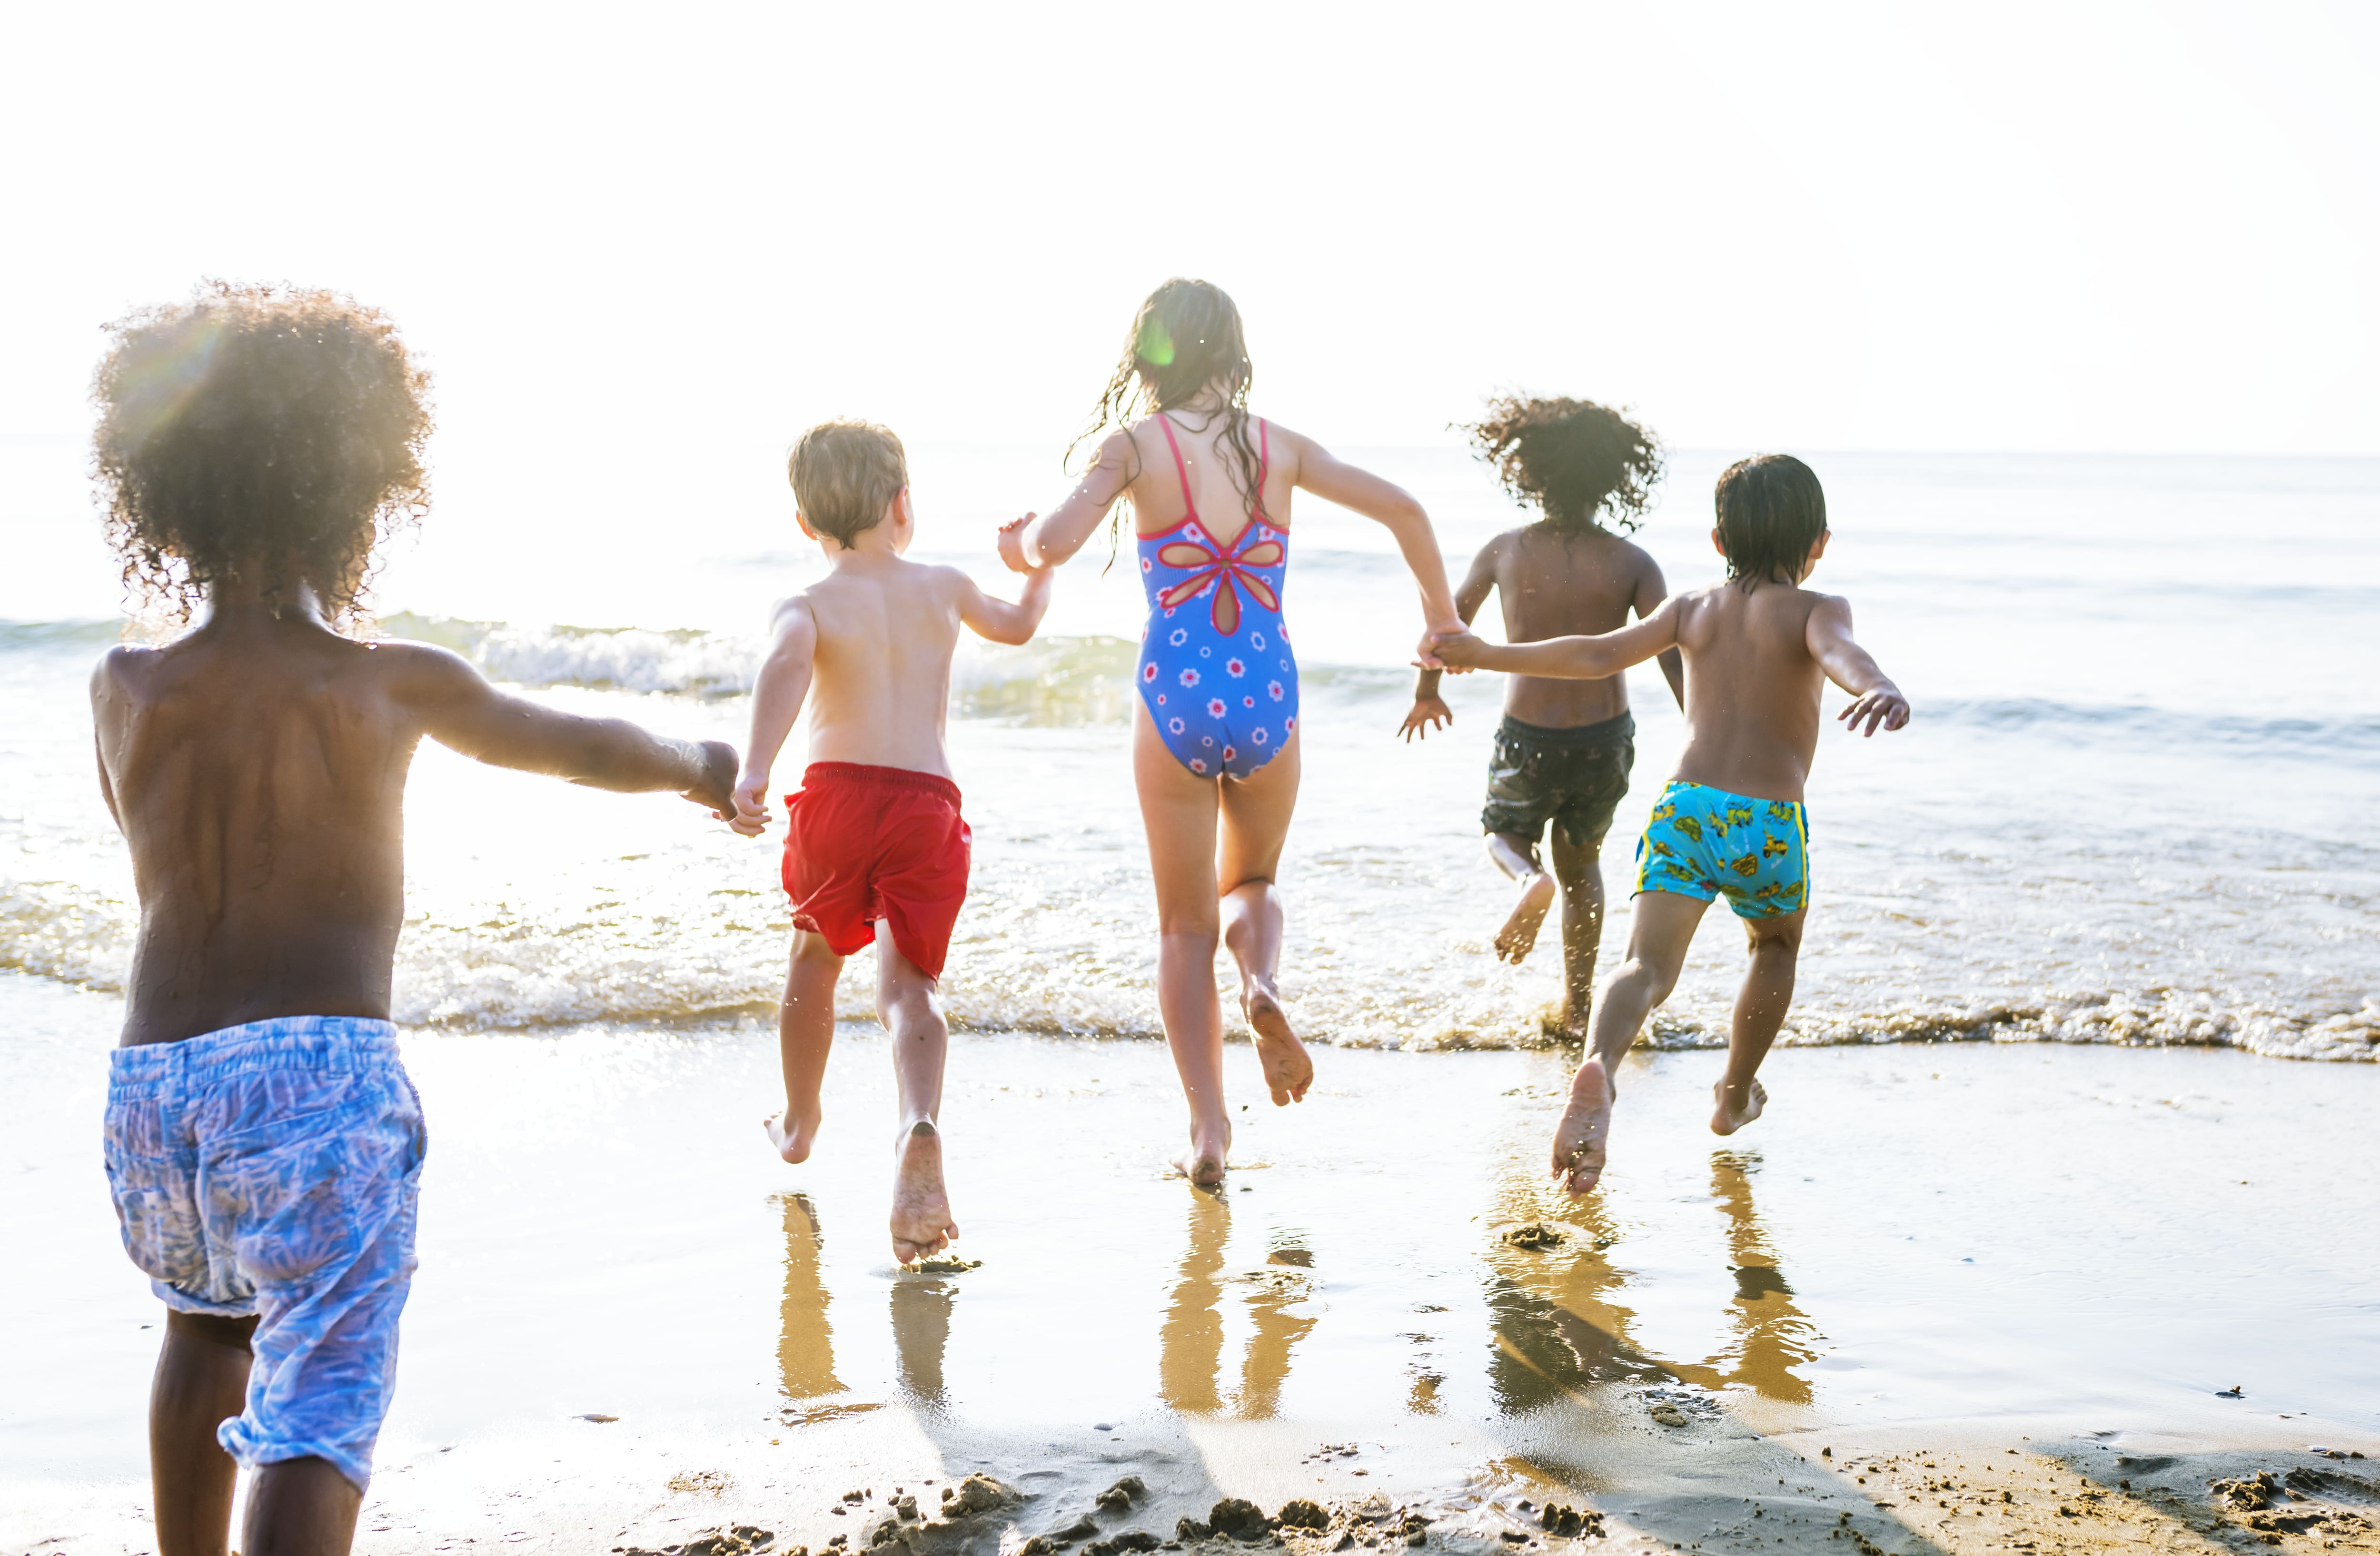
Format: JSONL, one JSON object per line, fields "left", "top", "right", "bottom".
{"left": 5, "top": 979, "right": 2376, "bottom": 1554}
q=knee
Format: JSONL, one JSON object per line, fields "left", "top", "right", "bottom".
{"left": 1156, "top": 910, "right": 1220, "bottom": 944}
{"left": 1614, "top": 955, "right": 1676, "bottom": 1004}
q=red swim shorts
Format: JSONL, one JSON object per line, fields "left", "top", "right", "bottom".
{"left": 781, "top": 763, "right": 972, "bottom": 980}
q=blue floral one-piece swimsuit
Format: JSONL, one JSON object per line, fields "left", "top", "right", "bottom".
{"left": 1136, "top": 413, "right": 1298, "bottom": 779}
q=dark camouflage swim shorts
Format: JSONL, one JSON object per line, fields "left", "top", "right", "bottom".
{"left": 1480, "top": 712, "right": 1635, "bottom": 851}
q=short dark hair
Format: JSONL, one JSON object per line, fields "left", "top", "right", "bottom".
{"left": 788, "top": 420, "right": 907, "bottom": 547}
{"left": 1713, "top": 454, "right": 1827, "bottom": 590}
{"left": 1465, "top": 396, "right": 1662, "bottom": 535}
{"left": 91, "top": 282, "right": 432, "bottom": 621}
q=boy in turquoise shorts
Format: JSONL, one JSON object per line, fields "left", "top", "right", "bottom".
{"left": 1431, "top": 454, "right": 1909, "bottom": 1193}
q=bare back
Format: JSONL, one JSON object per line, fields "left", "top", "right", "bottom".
{"left": 1483, "top": 526, "right": 1668, "bottom": 726}
{"left": 1122, "top": 411, "right": 1296, "bottom": 545}
{"left": 95, "top": 608, "right": 729, "bottom": 1048}
{"left": 794, "top": 558, "right": 970, "bottom": 777}
{"left": 1669, "top": 581, "right": 1832, "bottom": 802}
{"left": 95, "top": 620, "right": 435, "bottom": 1045}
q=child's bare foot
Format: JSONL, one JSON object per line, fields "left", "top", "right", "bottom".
{"left": 1554, "top": 998, "right": 1593, "bottom": 1043}
{"left": 1711, "top": 1078, "right": 1766, "bottom": 1136}
{"left": 764, "top": 1108, "right": 823, "bottom": 1164}
{"left": 1549, "top": 1058, "right": 1615, "bottom": 1194}
{"left": 1243, "top": 981, "right": 1312, "bottom": 1104}
{"left": 1171, "top": 1125, "right": 1231, "bottom": 1187}
{"left": 1494, "top": 871, "right": 1557, "bottom": 963}
{"left": 890, "top": 1120, "right": 959, "bottom": 1264}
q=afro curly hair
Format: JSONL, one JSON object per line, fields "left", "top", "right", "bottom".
{"left": 91, "top": 281, "right": 432, "bottom": 622}
{"left": 1464, "top": 395, "right": 1662, "bottom": 535}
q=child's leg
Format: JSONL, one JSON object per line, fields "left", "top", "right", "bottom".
{"left": 766, "top": 931, "right": 843, "bottom": 1163}
{"left": 1545, "top": 829, "right": 1606, "bottom": 1036}
{"left": 876, "top": 938, "right": 958, "bottom": 1263}
{"left": 1487, "top": 832, "right": 1557, "bottom": 965}
{"left": 1551, "top": 890, "right": 1709, "bottom": 1193}
{"left": 1712, "top": 907, "right": 1806, "bottom": 1135}
{"left": 1217, "top": 733, "right": 1310, "bottom": 1107}
{"left": 150, "top": 1309, "right": 256, "bottom": 1556}
{"left": 1133, "top": 708, "right": 1230, "bottom": 1183}
{"left": 242, "top": 1457, "right": 363, "bottom": 1556}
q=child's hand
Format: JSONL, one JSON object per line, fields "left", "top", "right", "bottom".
{"left": 1838, "top": 684, "right": 1911, "bottom": 736}
{"left": 1428, "top": 630, "right": 1490, "bottom": 671}
{"left": 727, "top": 766, "right": 774, "bottom": 837}
{"left": 996, "top": 515, "right": 1037, "bottom": 575}
{"left": 1398, "top": 695, "right": 1453, "bottom": 742}
{"left": 683, "top": 740, "right": 742, "bottom": 823}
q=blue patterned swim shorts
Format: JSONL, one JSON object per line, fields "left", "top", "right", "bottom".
{"left": 1634, "top": 779, "right": 1811, "bottom": 919}
{"left": 103, "top": 1016, "right": 426, "bottom": 1491}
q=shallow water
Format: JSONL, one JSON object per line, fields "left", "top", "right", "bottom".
{"left": 2, "top": 446, "right": 2377, "bottom": 1058}
{"left": 5, "top": 971, "right": 2374, "bottom": 1508}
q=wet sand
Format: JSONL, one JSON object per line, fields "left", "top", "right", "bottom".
{"left": 3, "top": 973, "right": 2375, "bottom": 1556}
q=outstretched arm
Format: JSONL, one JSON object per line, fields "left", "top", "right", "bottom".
{"left": 1401, "top": 539, "right": 1499, "bottom": 741}
{"left": 1292, "top": 436, "right": 1464, "bottom": 664}
{"left": 391, "top": 644, "right": 736, "bottom": 815}
{"left": 955, "top": 545, "right": 1055, "bottom": 646}
{"left": 1432, "top": 598, "right": 1683, "bottom": 680}
{"left": 1635, "top": 557, "right": 1686, "bottom": 710}
{"left": 1001, "top": 432, "right": 1139, "bottom": 572}
{"left": 1806, "top": 596, "right": 1910, "bottom": 735}
{"left": 727, "top": 597, "right": 818, "bottom": 833}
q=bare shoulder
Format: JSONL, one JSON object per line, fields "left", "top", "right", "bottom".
{"left": 1801, "top": 588, "right": 1854, "bottom": 623}
{"left": 362, "top": 637, "right": 493, "bottom": 704}
{"left": 89, "top": 642, "right": 158, "bottom": 700}
{"left": 1477, "top": 525, "right": 1525, "bottom": 573}
{"left": 916, "top": 561, "right": 980, "bottom": 601}
{"left": 1611, "top": 533, "right": 1666, "bottom": 575}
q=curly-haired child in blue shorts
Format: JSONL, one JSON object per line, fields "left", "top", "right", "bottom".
{"left": 88, "top": 286, "right": 735, "bottom": 1556}
{"left": 1431, "top": 454, "right": 1909, "bottom": 1194}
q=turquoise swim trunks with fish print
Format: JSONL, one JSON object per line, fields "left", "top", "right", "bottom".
{"left": 103, "top": 1016, "right": 426, "bottom": 1491}
{"left": 1633, "top": 779, "right": 1810, "bottom": 919}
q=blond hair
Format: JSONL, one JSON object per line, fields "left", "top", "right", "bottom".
{"left": 788, "top": 420, "right": 907, "bottom": 547}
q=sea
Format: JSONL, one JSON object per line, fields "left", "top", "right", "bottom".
{"left": 2, "top": 440, "right": 2376, "bottom": 1062}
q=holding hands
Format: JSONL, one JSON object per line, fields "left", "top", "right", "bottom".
{"left": 728, "top": 765, "right": 773, "bottom": 837}
{"left": 996, "top": 514, "right": 1037, "bottom": 575}
{"left": 1424, "top": 629, "right": 1489, "bottom": 670}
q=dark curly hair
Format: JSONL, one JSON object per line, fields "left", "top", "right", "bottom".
{"left": 91, "top": 281, "right": 432, "bottom": 622}
{"left": 1713, "top": 454, "right": 1827, "bottom": 592}
{"left": 1464, "top": 396, "right": 1662, "bottom": 535}
{"left": 1069, "top": 278, "right": 1263, "bottom": 565}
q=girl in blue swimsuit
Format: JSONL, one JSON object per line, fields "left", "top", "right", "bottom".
{"left": 1137, "top": 412, "right": 1296, "bottom": 778}
{"left": 1001, "top": 279, "right": 1465, "bottom": 1186}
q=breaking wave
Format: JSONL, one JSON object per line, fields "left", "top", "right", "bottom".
{"left": 5, "top": 873, "right": 2371, "bottom": 1061}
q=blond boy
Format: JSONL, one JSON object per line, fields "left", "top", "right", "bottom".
{"left": 734, "top": 421, "right": 1052, "bottom": 1263}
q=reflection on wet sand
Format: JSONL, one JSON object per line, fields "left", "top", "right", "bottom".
{"left": 1485, "top": 1148, "right": 1817, "bottom": 1407}
{"left": 1157, "top": 1189, "right": 1317, "bottom": 1419}
{"left": 1158, "top": 1187, "right": 1227, "bottom": 1413}
{"left": 1673, "top": 1151, "right": 1816, "bottom": 1403}
{"left": 778, "top": 1192, "right": 843, "bottom": 1400}
{"left": 1484, "top": 1190, "right": 1671, "bottom": 1410}
{"left": 892, "top": 1278, "right": 956, "bottom": 1405}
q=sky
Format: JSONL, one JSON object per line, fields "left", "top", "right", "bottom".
{"left": 2, "top": 0, "right": 2377, "bottom": 542}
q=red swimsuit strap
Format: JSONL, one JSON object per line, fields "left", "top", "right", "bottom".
{"left": 1156, "top": 414, "right": 1200, "bottom": 523}
{"left": 1253, "top": 418, "right": 1271, "bottom": 525}
{"left": 1157, "top": 414, "right": 1279, "bottom": 537}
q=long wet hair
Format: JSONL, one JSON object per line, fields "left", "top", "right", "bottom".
{"left": 92, "top": 281, "right": 432, "bottom": 623}
{"left": 1713, "top": 454, "right": 1827, "bottom": 591}
{"left": 1069, "top": 279, "right": 1262, "bottom": 564}
{"left": 1464, "top": 395, "right": 1662, "bottom": 535}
